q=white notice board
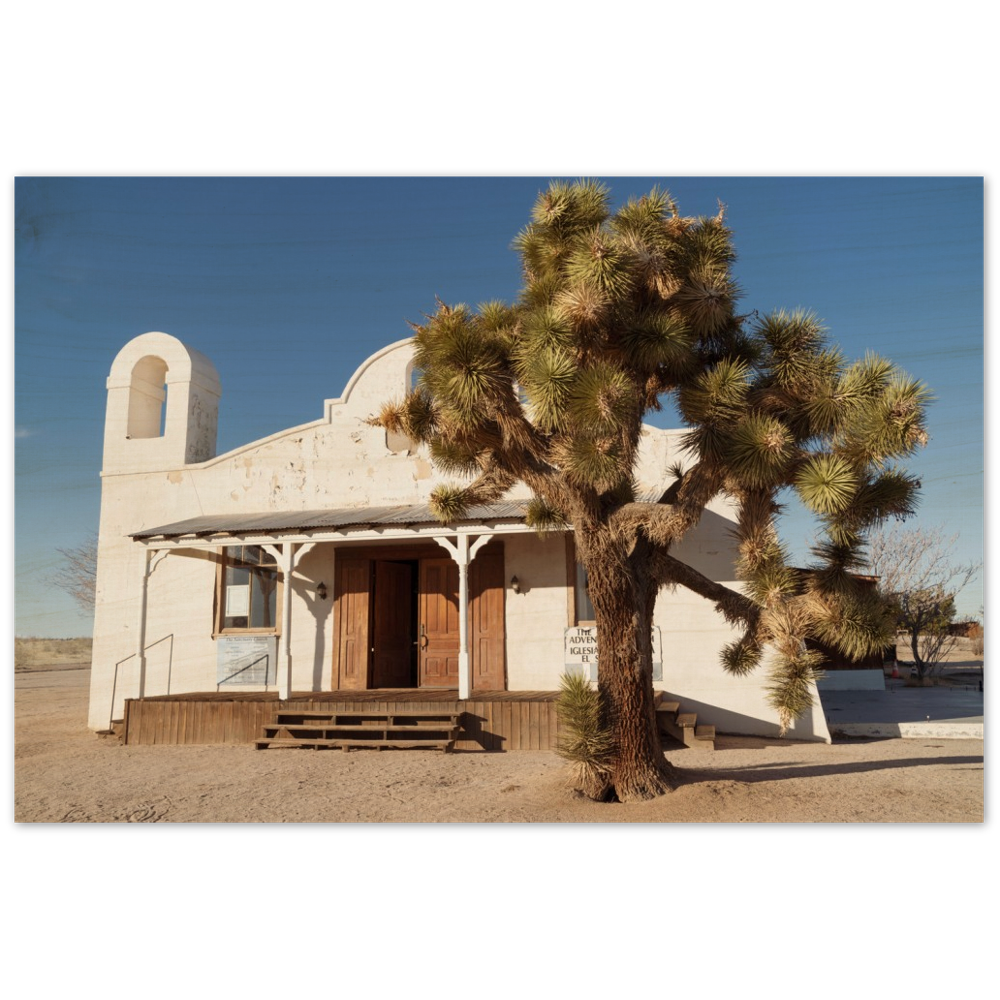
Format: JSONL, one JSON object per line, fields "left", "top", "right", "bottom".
{"left": 564, "top": 626, "right": 662, "bottom": 681}
{"left": 216, "top": 635, "right": 277, "bottom": 686}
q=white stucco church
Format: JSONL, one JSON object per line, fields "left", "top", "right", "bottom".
{"left": 88, "top": 331, "right": 831, "bottom": 744}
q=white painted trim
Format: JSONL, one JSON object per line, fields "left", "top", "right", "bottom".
{"left": 832, "top": 722, "right": 983, "bottom": 739}
{"left": 434, "top": 536, "right": 458, "bottom": 559}
{"left": 456, "top": 535, "right": 471, "bottom": 700}
{"left": 433, "top": 535, "right": 472, "bottom": 699}
{"left": 469, "top": 535, "right": 492, "bottom": 560}
{"left": 135, "top": 520, "right": 544, "bottom": 551}
{"left": 431, "top": 533, "right": 494, "bottom": 700}
{"left": 259, "top": 543, "right": 283, "bottom": 564}
{"left": 278, "top": 545, "right": 295, "bottom": 698}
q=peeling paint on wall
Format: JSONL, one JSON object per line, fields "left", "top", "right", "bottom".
{"left": 385, "top": 429, "right": 415, "bottom": 454}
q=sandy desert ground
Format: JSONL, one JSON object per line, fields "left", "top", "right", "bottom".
{"left": 13, "top": 656, "right": 984, "bottom": 824}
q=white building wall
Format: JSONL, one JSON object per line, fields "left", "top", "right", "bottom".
{"left": 503, "top": 533, "right": 571, "bottom": 691}
{"left": 89, "top": 332, "right": 828, "bottom": 742}
{"left": 653, "top": 589, "right": 829, "bottom": 740}
{"left": 287, "top": 544, "right": 337, "bottom": 692}
{"left": 648, "top": 504, "right": 830, "bottom": 740}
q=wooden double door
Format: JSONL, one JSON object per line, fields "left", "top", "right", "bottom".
{"left": 335, "top": 542, "right": 506, "bottom": 692}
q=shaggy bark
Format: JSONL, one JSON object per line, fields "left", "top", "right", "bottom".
{"left": 581, "top": 530, "right": 678, "bottom": 801}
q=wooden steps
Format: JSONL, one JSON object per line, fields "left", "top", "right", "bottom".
{"left": 96, "top": 719, "right": 125, "bottom": 741}
{"left": 655, "top": 694, "right": 715, "bottom": 750}
{"left": 255, "top": 709, "right": 461, "bottom": 752}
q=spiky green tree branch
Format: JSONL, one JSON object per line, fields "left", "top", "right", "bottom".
{"left": 373, "top": 180, "right": 928, "bottom": 801}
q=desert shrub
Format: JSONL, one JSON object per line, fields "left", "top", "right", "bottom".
{"left": 555, "top": 670, "right": 617, "bottom": 800}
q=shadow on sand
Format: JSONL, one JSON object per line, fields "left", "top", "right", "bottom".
{"left": 672, "top": 742, "right": 982, "bottom": 788}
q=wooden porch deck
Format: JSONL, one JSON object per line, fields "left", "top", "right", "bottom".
{"left": 122, "top": 690, "right": 561, "bottom": 751}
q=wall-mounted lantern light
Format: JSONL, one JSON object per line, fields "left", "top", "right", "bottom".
{"left": 316, "top": 581, "right": 328, "bottom": 600}
{"left": 510, "top": 576, "right": 521, "bottom": 595}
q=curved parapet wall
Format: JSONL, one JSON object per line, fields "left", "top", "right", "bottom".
{"left": 323, "top": 337, "right": 416, "bottom": 419}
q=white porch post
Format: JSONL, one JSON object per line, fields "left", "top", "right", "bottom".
{"left": 456, "top": 535, "right": 471, "bottom": 700}
{"left": 135, "top": 547, "right": 152, "bottom": 699}
{"left": 262, "top": 542, "right": 316, "bottom": 699}
{"left": 435, "top": 533, "right": 493, "bottom": 700}
{"left": 278, "top": 544, "right": 295, "bottom": 699}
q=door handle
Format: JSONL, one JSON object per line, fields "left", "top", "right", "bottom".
{"left": 420, "top": 624, "right": 428, "bottom": 649}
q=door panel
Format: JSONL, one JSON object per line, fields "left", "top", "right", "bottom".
{"left": 336, "top": 546, "right": 505, "bottom": 693}
{"left": 335, "top": 558, "right": 371, "bottom": 690}
{"left": 419, "top": 558, "right": 460, "bottom": 687}
{"left": 470, "top": 546, "right": 506, "bottom": 691}
{"left": 372, "top": 561, "right": 414, "bottom": 688}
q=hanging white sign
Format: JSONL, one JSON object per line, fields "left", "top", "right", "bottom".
{"left": 225, "top": 584, "right": 250, "bottom": 617}
{"left": 564, "top": 626, "right": 662, "bottom": 681}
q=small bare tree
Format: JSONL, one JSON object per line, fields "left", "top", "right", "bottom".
{"left": 867, "top": 525, "right": 980, "bottom": 679}
{"left": 52, "top": 533, "right": 98, "bottom": 615}
{"left": 970, "top": 612, "right": 985, "bottom": 658}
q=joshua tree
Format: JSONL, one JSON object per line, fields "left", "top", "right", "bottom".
{"left": 375, "top": 180, "right": 928, "bottom": 802}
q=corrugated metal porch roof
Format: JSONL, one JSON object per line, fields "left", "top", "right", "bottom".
{"left": 130, "top": 501, "right": 533, "bottom": 540}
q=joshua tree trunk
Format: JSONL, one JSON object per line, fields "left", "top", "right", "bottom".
{"left": 584, "top": 532, "right": 677, "bottom": 802}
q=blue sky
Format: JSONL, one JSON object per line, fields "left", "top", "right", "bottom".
{"left": 14, "top": 176, "right": 984, "bottom": 635}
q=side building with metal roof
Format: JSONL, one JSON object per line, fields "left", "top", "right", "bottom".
{"left": 88, "top": 331, "right": 831, "bottom": 742}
